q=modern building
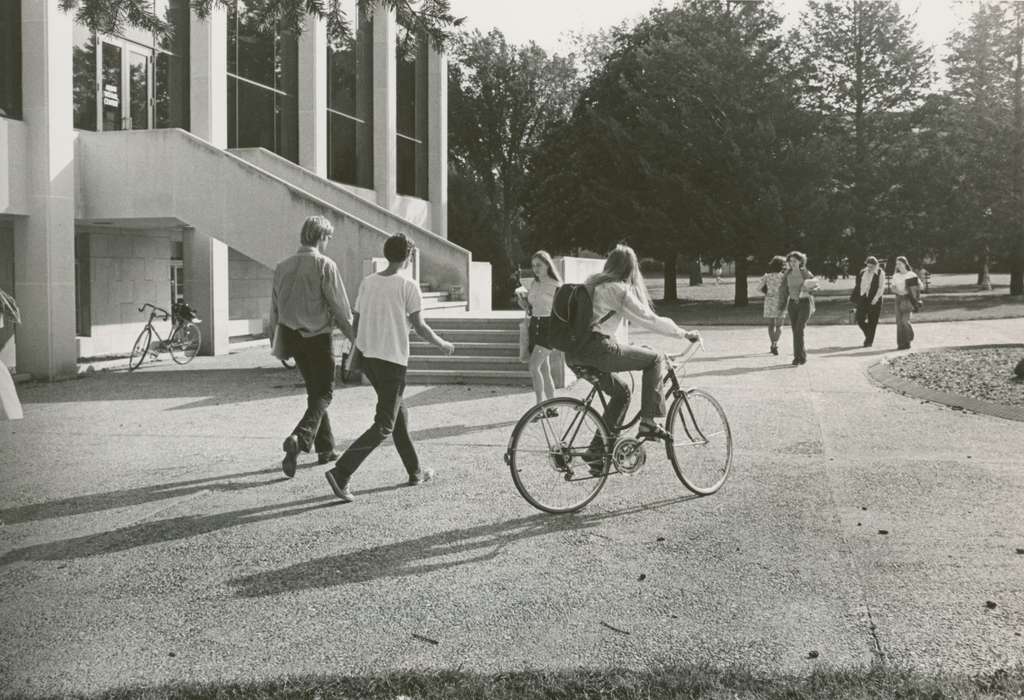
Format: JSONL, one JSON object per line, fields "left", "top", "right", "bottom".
{"left": 1, "top": 0, "right": 491, "bottom": 380}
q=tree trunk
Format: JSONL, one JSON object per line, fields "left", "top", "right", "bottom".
{"left": 1011, "top": 7, "right": 1024, "bottom": 295}
{"left": 663, "top": 254, "right": 678, "bottom": 303}
{"left": 734, "top": 254, "right": 749, "bottom": 306}
{"left": 979, "top": 247, "right": 992, "bottom": 291}
{"left": 688, "top": 256, "right": 703, "bottom": 286}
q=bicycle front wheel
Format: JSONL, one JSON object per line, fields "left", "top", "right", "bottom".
{"left": 506, "top": 397, "right": 611, "bottom": 514}
{"left": 169, "top": 322, "right": 201, "bottom": 364}
{"left": 665, "top": 389, "right": 732, "bottom": 495}
{"left": 128, "top": 327, "right": 152, "bottom": 371}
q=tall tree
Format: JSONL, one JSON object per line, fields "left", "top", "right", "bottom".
{"left": 447, "top": 29, "right": 578, "bottom": 305}
{"left": 797, "top": 1, "right": 933, "bottom": 261}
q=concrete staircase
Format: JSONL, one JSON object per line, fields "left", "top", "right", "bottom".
{"left": 407, "top": 315, "right": 531, "bottom": 386}
{"left": 420, "top": 284, "right": 467, "bottom": 315}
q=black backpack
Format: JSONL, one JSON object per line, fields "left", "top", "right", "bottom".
{"left": 548, "top": 284, "right": 614, "bottom": 353}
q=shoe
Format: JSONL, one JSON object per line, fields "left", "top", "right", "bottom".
{"left": 546, "top": 407, "right": 559, "bottom": 418}
{"left": 863, "top": 340, "right": 873, "bottom": 348}
{"left": 408, "top": 468, "right": 435, "bottom": 485}
{"left": 281, "top": 435, "right": 299, "bottom": 478}
{"left": 581, "top": 449, "right": 606, "bottom": 477}
{"left": 325, "top": 469, "right": 354, "bottom": 502}
{"left": 770, "top": 345, "right": 779, "bottom": 355}
{"left": 792, "top": 358, "right": 801, "bottom": 366}
{"left": 637, "top": 422, "right": 672, "bottom": 442}
{"left": 317, "top": 450, "right": 340, "bottom": 465}
{"left": 798, "top": 357, "right": 807, "bottom": 365}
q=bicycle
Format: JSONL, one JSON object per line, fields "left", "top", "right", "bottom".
{"left": 503, "top": 336, "right": 732, "bottom": 514}
{"left": 128, "top": 301, "right": 202, "bottom": 370}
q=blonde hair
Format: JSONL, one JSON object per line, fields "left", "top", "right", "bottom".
{"left": 300, "top": 216, "right": 333, "bottom": 246}
{"left": 586, "top": 244, "right": 653, "bottom": 309}
{"left": 531, "top": 251, "right": 562, "bottom": 284}
{"left": 895, "top": 256, "right": 911, "bottom": 271}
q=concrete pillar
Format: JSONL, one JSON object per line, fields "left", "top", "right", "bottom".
{"left": 190, "top": 6, "right": 227, "bottom": 148}
{"left": 187, "top": 8, "right": 229, "bottom": 354}
{"left": 372, "top": 3, "right": 397, "bottom": 210}
{"left": 14, "top": 0, "right": 77, "bottom": 380}
{"left": 298, "top": 13, "right": 327, "bottom": 177}
{"left": 184, "top": 227, "right": 229, "bottom": 355}
{"left": 427, "top": 46, "right": 448, "bottom": 237}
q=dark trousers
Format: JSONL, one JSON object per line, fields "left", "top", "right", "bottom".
{"left": 283, "top": 327, "right": 335, "bottom": 454}
{"left": 568, "top": 334, "right": 667, "bottom": 438}
{"left": 855, "top": 299, "right": 882, "bottom": 344}
{"left": 334, "top": 357, "right": 419, "bottom": 480}
{"left": 895, "top": 296, "right": 916, "bottom": 348}
{"left": 787, "top": 298, "right": 811, "bottom": 362}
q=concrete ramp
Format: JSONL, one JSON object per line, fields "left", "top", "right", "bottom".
{"left": 75, "top": 129, "right": 472, "bottom": 303}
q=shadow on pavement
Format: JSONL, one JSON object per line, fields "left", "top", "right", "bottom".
{"left": 229, "top": 495, "right": 699, "bottom": 598}
{"left": 404, "top": 385, "right": 528, "bottom": 409}
{"left": 409, "top": 419, "right": 518, "bottom": 443}
{"left": 0, "top": 466, "right": 283, "bottom": 526}
{"left": 683, "top": 363, "right": 793, "bottom": 379}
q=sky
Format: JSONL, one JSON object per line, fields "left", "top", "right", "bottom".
{"left": 447, "top": 0, "right": 973, "bottom": 67}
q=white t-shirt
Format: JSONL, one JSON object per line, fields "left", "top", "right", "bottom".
{"left": 354, "top": 272, "right": 422, "bottom": 367}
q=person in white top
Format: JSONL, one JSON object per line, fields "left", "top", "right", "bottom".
{"left": 890, "top": 256, "right": 922, "bottom": 350}
{"left": 325, "top": 234, "right": 455, "bottom": 503}
{"left": 568, "top": 244, "right": 699, "bottom": 451}
{"left": 516, "top": 251, "right": 562, "bottom": 409}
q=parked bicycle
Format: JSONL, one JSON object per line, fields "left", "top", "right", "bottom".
{"left": 504, "top": 336, "right": 732, "bottom": 513}
{"left": 128, "top": 301, "right": 202, "bottom": 370}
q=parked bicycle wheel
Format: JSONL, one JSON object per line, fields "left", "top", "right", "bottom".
{"left": 128, "top": 326, "right": 153, "bottom": 371}
{"left": 506, "top": 397, "right": 612, "bottom": 514}
{"left": 665, "top": 389, "right": 732, "bottom": 495}
{"left": 169, "top": 322, "right": 201, "bottom": 364}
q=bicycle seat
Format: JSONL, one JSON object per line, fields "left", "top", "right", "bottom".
{"left": 569, "top": 365, "right": 605, "bottom": 386}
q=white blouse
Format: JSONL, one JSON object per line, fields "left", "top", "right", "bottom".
{"left": 591, "top": 281, "right": 682, "bottom": 338}
{"left": 527, "top": 277, "right": 558, "bottom": 317}
{"left": 891, "top": 271, "right": 917, "bottom": 296}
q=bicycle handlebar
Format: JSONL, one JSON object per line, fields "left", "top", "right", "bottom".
{"left": 138, "top": 302, "right": 170, "bottom": 320}
{"left": 667, "top": 333, "right": 704, "bottom": 364}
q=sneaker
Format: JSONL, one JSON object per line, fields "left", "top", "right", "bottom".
{"left": 582, "top": 452, "right": 605, "bottom": 478}
{"left": 317, "top": 450, "right": 340, "bottom": 465}
{"left": 281, "top": 435, "right": 299, "bottom": 478}
{"left": 770, "top": 345, "right": 779, "bottom": 356}
{"left": 325, "top": 469, "right": 354, "bottom": 502}
{"left": 408, "top": 468, "right": 435, "bottom": 486}
{"left": 637, "top": 423, "right": 672, "bottom": 442}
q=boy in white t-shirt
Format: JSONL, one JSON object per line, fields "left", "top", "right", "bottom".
{"left": 325, "top": 234, "right": 455, "bottom": 502}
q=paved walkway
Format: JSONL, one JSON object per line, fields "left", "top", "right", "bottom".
{"left": 1, "top": 319, "right": 1022, "bottom": 695}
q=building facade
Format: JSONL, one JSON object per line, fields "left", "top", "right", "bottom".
{"left": 1, "top": 0, "right": 487, "bottom": 380}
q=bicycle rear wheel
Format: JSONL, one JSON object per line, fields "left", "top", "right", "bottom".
{"left": 128, "top": 327, "right": 152, "bottom": 371}
{"left": 665, "top": 389, "right": 732, "bottom": 495}
{"left": 169, "top": 322, "right": 201, "bottom": 364}
{"left": 506, "top": 397, "right": 611, "bottom": 514}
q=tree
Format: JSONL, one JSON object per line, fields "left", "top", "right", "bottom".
{"left": 526, "top": 1, "right": 821, "bottom": 305}
{"left": 59, "top": 0, "right": 462, "bottom": 43}
{"left": 796, "top": 1, "right": 934, "bottom": 261}
{"left": 447, "top": 29, "right": 578, "bottom": 306}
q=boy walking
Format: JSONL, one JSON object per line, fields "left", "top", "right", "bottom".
{"left": 850, "top": 256, "right": 884, "bottom": 347}
{"left": 270, "top": 216, "right": 355, "bottom": 477}
{"left": 326, "top": 234, "right": 455, "bottom": 502}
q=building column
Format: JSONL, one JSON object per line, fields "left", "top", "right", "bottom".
{"left": 372, "top": 3, "right": 397, "bottom": 210}
{"left": 298, "top": 13, "right": 327, "bottom": 177}
{"left": 187, "top": 7, "right": 229, "bottom": 354}
{"left": 14, "top": 0, "right": 77, "bottom": 379}
{"left": 427, "top": 46, "right": 448, "bottom": 237}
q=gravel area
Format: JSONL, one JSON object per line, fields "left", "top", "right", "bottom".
{"left": 888, "top": 345, "right": 1024, "bottom": 407}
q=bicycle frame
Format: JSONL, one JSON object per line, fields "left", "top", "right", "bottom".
{"left": 137, "top": 304, "right": 188, "bottom": 357}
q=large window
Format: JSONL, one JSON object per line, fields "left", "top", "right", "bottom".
{"left": 396, "top": 25, "right": 428, "bottom": 199}
{"left": 227, "top": 1, "right": 298, "bottom": 162}
{"left": 327, "top": 0, "right": 373, "bottom": 189}
{"left": 72, "top": 0, "right": 189, "bottom": 131}
{"left": 0, "top": 1, "right": 21, "bottom": 119}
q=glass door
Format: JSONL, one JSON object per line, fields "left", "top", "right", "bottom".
{"left": 98, "top": 39, "right": 152, "bottom": 130}
{"left": 128, "top": 50, "right": 150, "bottom": 129}
{"left": 101, "top": 41, "right": 123, "bottom": 130}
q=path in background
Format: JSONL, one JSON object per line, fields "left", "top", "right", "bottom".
{"left": 1, "top": 319, "right": 1022, "bottom": 695}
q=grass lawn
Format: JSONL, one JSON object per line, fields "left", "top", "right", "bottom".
{"left": 60, "top": 665, "right": 1024, "bottom": 699}
{"left": 648, "top": 273, "right": 1024, "bottom": 325}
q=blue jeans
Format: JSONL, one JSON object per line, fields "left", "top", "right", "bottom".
{"left": 332, "top": 357, "right": 419, "bottom": 481}
{"left": 281, "top": 326, "right": 335, "bottom": 454}
{"left": 568, "top": 333, "right": 667, "bottom": 432}
{"left": 787, "top": 298, "right": 811, "bottom": 361}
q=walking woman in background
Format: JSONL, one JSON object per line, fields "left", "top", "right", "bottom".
{"left": 759, "top": 255, "right": 787, "bottom": 355}
{"left": 778, "top": 251, "right": 818, "bottom": 366}
{"left": 891, "top": 256, "right": 922, "bottom": 350}
{"left": 517, "top": 251, "right": 562, "bottom": 410}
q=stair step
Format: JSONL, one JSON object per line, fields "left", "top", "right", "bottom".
{"left": 423, "top": 317, "right": 522, "bottom": 330}
{"left": 421, "top": 291, "right": 448, "bottom": 300}
{"left": 411, "top": 341, "right": 519, "bottom": 357}
{"left": 421, "top": 300, "right": 467, "bottom": 312}
{"left": 405, "top": 369, "right": 532, "bottom": 386}
{"left": 413, "top": 328, "right": 518, "bottom": 343}
{"left": 408, "top": 356, "right": 528, "bottom": 372}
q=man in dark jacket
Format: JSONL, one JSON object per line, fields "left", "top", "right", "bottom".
{"left": 850, "top": 256, "right": 884, "bottom": 347}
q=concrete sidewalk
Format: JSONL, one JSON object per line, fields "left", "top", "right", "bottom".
{"left": 1, "top": 319, "right": 1022, "bottom": 695}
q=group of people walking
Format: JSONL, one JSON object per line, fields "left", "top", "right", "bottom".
{"left": 759, "top": 252, "right": 923, "bottom": 364}
{"left": 271, "top": 216, "right": 453, "bottom": 502}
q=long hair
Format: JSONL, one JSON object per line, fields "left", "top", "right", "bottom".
{"left": 786, "top": 251, "right": 807, "bottom": 269}
{"left": 586, "top": 244, "right": 653, "bottom": 308}
{"left": 895, "top": 256, "right": 912, "bottom": 272}
{"left": 767, "top": 255, "right": 786, "bottom": 274}
{"left": 532, "top": 251, "right": 562, "bottom": 284}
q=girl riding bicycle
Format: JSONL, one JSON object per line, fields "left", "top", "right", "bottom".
{"left": 569, "top": 244, "right": 699, "bottom": 443}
